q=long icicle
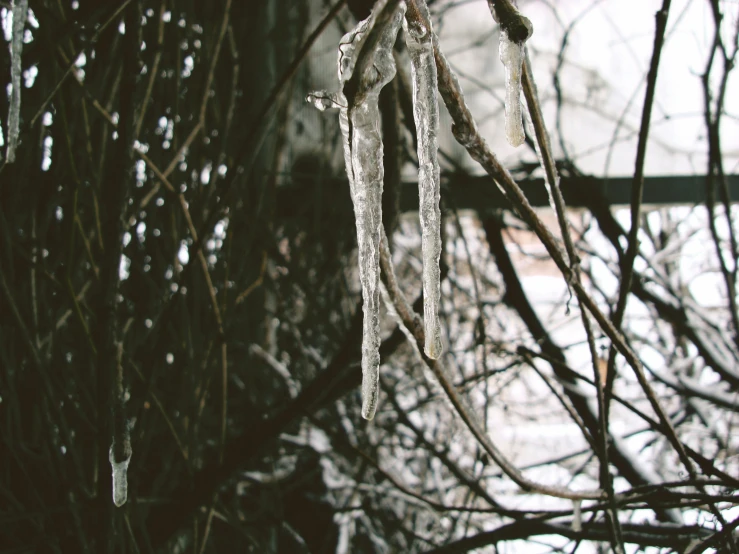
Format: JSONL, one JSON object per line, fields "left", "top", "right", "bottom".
{"left": 307, "top": 1, "right": 406, "bottom": 419}
{"left": 350, "top": 3, "right": 406, "bottom": 420}
{"left": 6, "top": 0, "right": 28, "bottom": 163}
{"left": 404, "top": 0, "right": 442, "bottom": 359}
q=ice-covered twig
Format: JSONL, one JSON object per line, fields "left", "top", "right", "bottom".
{"left": 487, "top": 0, "right": 532, "bottom": 147}
{"left": 305, "top": 91, "right": 342, "bottom": 113}
{"left": 7, "top": 0, "right": 28, "bottom": 163}
{"left": 403, "top": 0, "right": 443, "bottom": 359}
{"left": 250, "top": 343, "right": 300, "bottom": 398}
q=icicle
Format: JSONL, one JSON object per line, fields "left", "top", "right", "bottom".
{"left": 351, "top": 4, "right": 406, "bottom": 420}
{"left": 404, "top": 1, "right": 442, "bottom": 359}
{"left": 109, "top": 441, "right": 132, "bottom": 507}
{"left": 572, "top": 499, "right": 582, "bottom": 532}
{"left": 352, "top": 96, "right": 386, "bottom": 421}
{"left": 307, "top": 1, "right": 405, "bottom": 419}
{"left": 499, "top": 32, "right": 525, "bottom": 147}
{"left": 340, "top": 1, "right": 405, "bottom": 420}
{"left": 496, "top": 8, "right": 532, "bottom": 148}
{"left": 6, "top": 0, "right": 28, "bottom": 163}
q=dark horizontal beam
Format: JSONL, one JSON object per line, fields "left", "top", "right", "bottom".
{"left": 277, "top": 174, "right": 739, "bottom": 219}
{"left": 410, "top": 174, "right": 739, "bottom": 211}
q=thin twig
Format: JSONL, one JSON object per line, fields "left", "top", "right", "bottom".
{"left": 380, "top": 226, "right": 600, "bottom": 500}
{"left": 199, "top": 0, "right": 232, "bottom": 129}
{"left": 134, "top": 0, "right": 167, "bottom": 138}
{"left": 30, "top": 0, "right": 134, "bottom": 127}
{"left": 212, "top": 0, "right": 347, "bottom": 210}
{"left": 607, "top": 0, "right": 672, "bottom": 385}
{"left": 404, "top": 0, "right": 695, "bottom": 484}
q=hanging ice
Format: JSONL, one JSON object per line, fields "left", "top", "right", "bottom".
{"left": 403, "top": 2, "right": 442, "bottom": 359}
{"left": 6, "top": 0, "right": 28, "bottom": 163}
{"left": 350, "top": 3, "right": 405, "bottom": 420}
{"left": 499, "top": 33, "right": 525, "bottom": 146}
{"left": 352, "top": 96, "right": 388, "bottom": 421}
{"left": 572, "top": 499, "right": 582, "bottom": 532}
{"left": 498, "top": 15, "right": 533, "bottom": 148}
{"left": 307, "top": 0, "right": 406, "bottom": 419}
{"left": 109, "top": 442, "right": 132, "bottom": 507}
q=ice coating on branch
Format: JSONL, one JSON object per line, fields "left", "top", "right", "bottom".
{"left": 334, "top": 0, "right": 390, "bottom": 202}
{"left": 499, "top": 30, "right": 526, "bottom": 147}
{"left": 525, "top": 110, "right": 559, "bottom": 214}
{"left": 109, "top": 443, "right": 132, "bottom": 507}
{"left": 404, "top": 2, "right": 442, "bottom": 359}
{"left": 6, "top": 0, "right": 28, "bottom": 163}
{"left": 306, "top": 91, "right": 339, "bottom": 112}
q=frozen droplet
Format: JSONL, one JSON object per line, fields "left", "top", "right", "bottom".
{"left": 306, "top": 91, "right": 338, "bottom": 112}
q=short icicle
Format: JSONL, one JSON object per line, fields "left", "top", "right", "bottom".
{"left": 500, "top": 32, "right": 526, "bottom": 146}
{"left": 492, "top": 3, "right": 533, "bottom": 148}
{"left": 109, "top": 442, "right": 132, "bottom": 507}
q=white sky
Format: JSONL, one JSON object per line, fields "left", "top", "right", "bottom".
{"left": 436, "top": 0, "right": 739, "bottom": 177}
